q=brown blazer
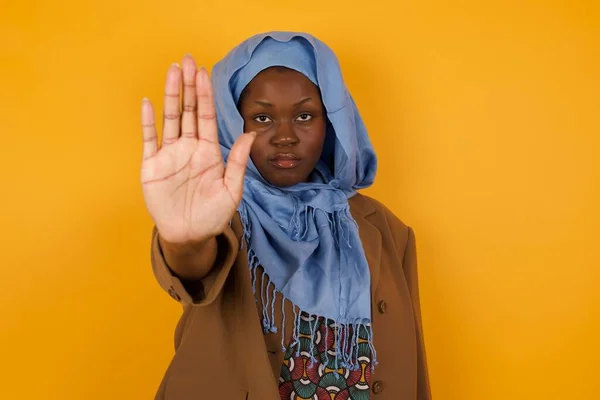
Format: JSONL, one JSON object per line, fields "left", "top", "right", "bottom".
{"left": 150, "top": 193, "right": 431, "bottom": 399}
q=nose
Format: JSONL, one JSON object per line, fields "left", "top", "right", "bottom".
{"left": 270, "top": 120, "right": 299, "bottom": 146}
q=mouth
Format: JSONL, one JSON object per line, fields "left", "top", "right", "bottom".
{"left": 268, "top": 153, "right": 301, "bottom": 169}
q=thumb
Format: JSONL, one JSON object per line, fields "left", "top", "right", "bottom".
{"left": 224, "top": 132, "right": 256, "bottom": 203}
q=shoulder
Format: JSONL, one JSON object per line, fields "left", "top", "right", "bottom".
{"left": 349, "top": 193, "right": 418, "bottom": 271}
{"left": 349, "top": 193, "right": 409, "bottom": 228}
{"left": 349, "top": 193, "right": 413, "bottom": 245}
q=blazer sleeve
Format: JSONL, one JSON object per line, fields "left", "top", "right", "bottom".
{"left": 402, "top": 226, "right": 432, "bottom": 400}
{"left": 150, "top": 225, "right": 240, "bottom": 306}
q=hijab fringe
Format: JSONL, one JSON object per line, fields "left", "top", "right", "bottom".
{"left": 239, "top": 204, "right": 378, "bottom": 371}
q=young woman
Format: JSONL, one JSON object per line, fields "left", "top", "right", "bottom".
{"left": 140, "top": 31, "right": 431, "bottom": 400}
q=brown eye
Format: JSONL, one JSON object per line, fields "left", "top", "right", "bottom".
{"left": 296, "top": 113, "right": 312, "bottom": 122}
{"left": 254, "top": 115, "right": 272, "bottom": 123}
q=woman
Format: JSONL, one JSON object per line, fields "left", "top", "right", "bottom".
{"left": 140, "top": 31, "right": 431, "bottom": 400}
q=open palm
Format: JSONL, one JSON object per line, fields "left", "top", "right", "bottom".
{"left": 140, "top": 55, "right": 255, "bottom": 245}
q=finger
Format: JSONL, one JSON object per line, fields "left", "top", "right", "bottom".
{"left": 224, "top": 132, "right": 256, "bottom": 201}
{"left": 141, "top": 98, "right": 158, "bottom": 159}
{"left": 180, "top": 54, "right": 197, "bottom": 139}
{"left": 162, "top": 63, "right": 182, "bottom": 146}
{"left": 196, "top": 67, "right": 219, "bottom": 147}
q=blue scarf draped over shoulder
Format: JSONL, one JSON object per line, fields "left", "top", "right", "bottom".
{"left": 211, "top": 31, "right": 378, "bottom": 369}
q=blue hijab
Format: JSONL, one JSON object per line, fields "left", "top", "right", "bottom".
{"left": 212, "top": 31, "right": 378, "bottom": 369}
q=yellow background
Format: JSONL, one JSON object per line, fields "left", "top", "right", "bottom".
{"left": 1, "top": 0, "right": 598, "bottom": 399}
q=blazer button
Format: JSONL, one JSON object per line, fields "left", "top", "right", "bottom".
{"left": 168, "top": 287, "right": 181, "bottom": 302}
{"left": 378, "top": 300, "right": 387, "bottom": 314}
{"left": 372, "top": 380, "right": 384, "bottom": 394}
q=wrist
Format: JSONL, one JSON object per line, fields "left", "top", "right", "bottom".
{"left": 158, "top": 234, "right": 213, "bottom": 255}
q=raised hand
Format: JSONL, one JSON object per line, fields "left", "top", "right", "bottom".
{"left": 140, "top": 55, "right": 255, "bottom": 246}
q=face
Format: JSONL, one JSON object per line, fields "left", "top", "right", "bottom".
{"left": 238, "top": 67, "right": 327, "bottom": 187}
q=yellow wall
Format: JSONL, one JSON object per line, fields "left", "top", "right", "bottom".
{"left": 1, "top": 1, "right": 598, "bottom": 399}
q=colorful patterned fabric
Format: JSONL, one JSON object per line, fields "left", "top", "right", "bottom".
{"left": 279, "top": 314, "right": 372, "bottom": 400}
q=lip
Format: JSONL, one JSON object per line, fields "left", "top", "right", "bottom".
{"left": 268, "top": 153, "right": 301, "bottom": 169}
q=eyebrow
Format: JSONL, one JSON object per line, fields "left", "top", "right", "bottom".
{"left": 294, "top": 97, "right": 313, "bottom": 108}
{"left": 253, "top": 97, "right": 314, "bottom": 108}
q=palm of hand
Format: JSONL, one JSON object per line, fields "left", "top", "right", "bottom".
{"left": 140, "top": 55, "right": 255, "bottom": 244}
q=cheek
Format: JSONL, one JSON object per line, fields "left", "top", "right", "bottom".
{"left": 302, "top": 128, "right": 327, "bottom": 158}
{"left": 249, "top": 136, "right": 269, "bottom": 162}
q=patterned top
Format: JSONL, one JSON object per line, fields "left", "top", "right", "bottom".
{"left": 278, "top": 314, "right": 372, "bottom": 400}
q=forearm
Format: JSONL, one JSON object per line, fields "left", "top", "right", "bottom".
{"left": 158, "top": 234, "right": 218, "bottom": 281}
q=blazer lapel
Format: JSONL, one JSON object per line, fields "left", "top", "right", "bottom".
{"left": 349, "top": 194, "right": 382, "bottom": 302}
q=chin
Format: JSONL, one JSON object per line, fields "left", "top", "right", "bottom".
{"left": 257, "top": 164, "right": 314, "bottom": 188}
{"left": 267, "top": 178, "right": 302, "bottom": 188}
{"left": 263, "top": 172, "right": 308, "bottom": 188}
